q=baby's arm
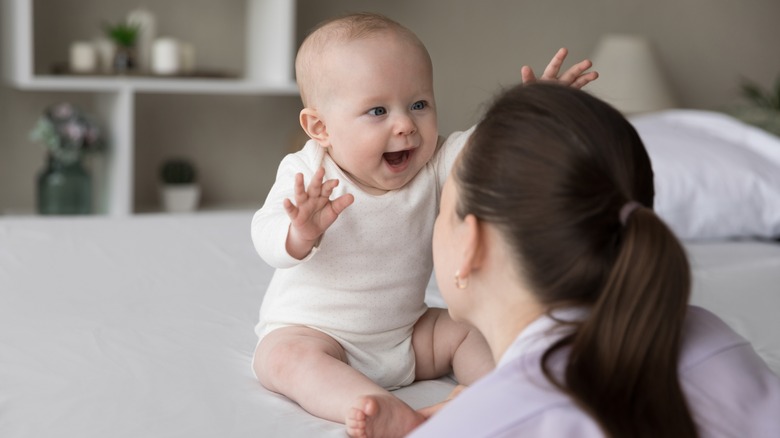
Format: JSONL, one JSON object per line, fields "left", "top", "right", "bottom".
{"left": 284, "top": 166, "right": 354, "bottom": 259}
{"left": 521, "top": 47, "right": 598, "bottom": 88}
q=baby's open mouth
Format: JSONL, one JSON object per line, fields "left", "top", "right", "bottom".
{"left": 383, "top": 149, "right": 412, "bottom": 168}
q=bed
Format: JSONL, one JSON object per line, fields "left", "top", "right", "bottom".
{"left": 0, "top": 212, "right": 456, "bottom": 437}
{"left": 1, "top": 110, "right": 779, "bottom": 437}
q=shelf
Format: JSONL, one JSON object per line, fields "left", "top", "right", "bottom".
{"left": 135, "top": 202, "right": 258, "bottom": 215}
{"left": 1, "top": 0, "right": 298, "bottom": 216}
{"left": 3, "top": 0, "right": 296, "bottom": 89}
{"left": 11, "top": 75, "right": 299, "bottom": 95}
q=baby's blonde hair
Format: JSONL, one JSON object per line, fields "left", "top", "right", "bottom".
{"left": 295, "top": 12, "right": 431, "bottom": 108}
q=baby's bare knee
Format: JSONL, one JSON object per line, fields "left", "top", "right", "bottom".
{"left": 267, "top": 340, "right": 302, "bottom": 379}
{"left": 256, "top": 329, "right": 346, "bottom": 387}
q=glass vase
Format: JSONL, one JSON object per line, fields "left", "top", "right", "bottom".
{"left": 113, "top": 46, "right": 136, "bottom": 73}
{"left": 37, "top": 155, "right": 92, "bottom": 215}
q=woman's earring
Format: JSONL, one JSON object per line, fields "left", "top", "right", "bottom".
{"left": 454, "top": 270, "right": 469, "bottom": 289}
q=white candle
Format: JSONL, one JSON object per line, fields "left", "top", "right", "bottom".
{"left": 69, "top": 41, "right": 97, "bottom": 73}
{"left": 179, "top": 42, "right": 196, "bottom": 75}
{"left": 92, "top": 37, "right": 116, "bottom": 73}
{"left": 127, "top": 8, "right": 157, "bottom": 72}
{"left": 152, "top": 38, "right": 180, "bottom": 75}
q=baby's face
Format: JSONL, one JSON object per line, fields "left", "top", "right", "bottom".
{"left": 316, "top": 34, "right": 438, "bottom": 194}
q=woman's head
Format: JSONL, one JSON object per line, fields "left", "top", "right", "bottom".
{"left": 436, "top": 83, "right": 697, "bottom": 437}
{"left": 451, "top": 82, "right": 655, "bottom": 307}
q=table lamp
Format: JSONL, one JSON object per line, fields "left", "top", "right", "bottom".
{"left": 587, "top": 34, "right": 678, "bottom": 114}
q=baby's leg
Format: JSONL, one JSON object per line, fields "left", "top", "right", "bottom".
{"left": 254, "top": 326, "right": 384, "bottom": 422}
{"left": 254, "top": 326, "right": 423, "bottom": 437}
{"left": 409, "top": 308, "right": 494, "bottom": 420}
{"left": 412, "top": 307, "right": 494, "bottom": 385}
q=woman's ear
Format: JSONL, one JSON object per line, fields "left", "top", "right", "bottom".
{"left": 457, "top": 214, "right": 483, "bottom": 279}
{"left": 300, "top": 108, "right": 330, "bottom": 146}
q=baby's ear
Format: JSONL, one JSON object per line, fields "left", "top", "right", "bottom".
{"left": 299, "top": 108, "right": 330, "bottom": 146}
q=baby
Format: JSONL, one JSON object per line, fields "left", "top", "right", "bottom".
{"left": 251, "top": 12, "right": 596, "bottom": 438}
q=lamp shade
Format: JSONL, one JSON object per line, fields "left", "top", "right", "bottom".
{"left": 587, "top": 34, "right": 678, "bottom": 114}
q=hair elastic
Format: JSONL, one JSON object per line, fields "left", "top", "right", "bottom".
{"left": 619, "top": 201, "right": 643, "bottom": 225}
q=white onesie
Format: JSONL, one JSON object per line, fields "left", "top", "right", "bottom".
{"left": 251, "top": 129, "right": 470, "bottom": 389}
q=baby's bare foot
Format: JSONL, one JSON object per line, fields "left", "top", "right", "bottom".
{"left": 346, "top": 394, "right": 425, "bottom": 438}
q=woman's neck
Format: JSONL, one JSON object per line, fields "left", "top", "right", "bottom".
{"left": 469, "top": 273, "right": 543, "bottom": 364}
{"left": 486, "top": 303, "right": 544, "bottom": 364}
{"left": 469, "top": 226, "right": 545, "bottom": 364}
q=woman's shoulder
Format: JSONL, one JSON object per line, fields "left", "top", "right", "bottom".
{"left": 410, "top": 350, "right": 598, "bottom": 437}
{"left": 679, "top": 305, "right": 753, "bottom": 370}
{"left": 679, "top": 306, "right": 780, "bottom": 436}
{"left": 679, "top": 305, "right": 777, "bottom": 385}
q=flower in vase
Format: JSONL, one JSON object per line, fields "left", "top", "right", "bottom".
{"left": 29, "top": 102, "right": 105, "bottom": 165}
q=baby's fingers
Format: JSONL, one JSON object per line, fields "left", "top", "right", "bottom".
{"left": 306, "top": 167, "right": 327, "bottom": 199}
{"left": 570, "top": 70, "right": 599, "bottom": 89}
{"left": 320, "top": 178, "right": 341, "bottom": 199}
{"left": 283, "top": 197, "right": 298, "bottom": 220}
{"left": 291, "top": 172, "right": 310, "bottom": 206}
{"left": 558, "top": 59, "right": 594, "bottom": 85}
{"left": 331, "top": 193, "right": 354, "bottom": 216}
{"left": 521, "top": 65, "right": 537, "bottom": 84}
{"left": 540, "top": 48, "right": 568, "bottom": 81}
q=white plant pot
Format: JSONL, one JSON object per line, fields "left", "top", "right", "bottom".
{"left": 160, "top": 184, "right": 200, "bottom": 213}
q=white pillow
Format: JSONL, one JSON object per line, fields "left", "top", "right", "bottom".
{"left": 629, "top": 110, "right": 780, "bottom": 241}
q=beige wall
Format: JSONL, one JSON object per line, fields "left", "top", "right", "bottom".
{"left": 3, "top": 0, "right": 779, "bottom": 214}
{"left": 298, "top": 0, "right": 780, "bottom": 135}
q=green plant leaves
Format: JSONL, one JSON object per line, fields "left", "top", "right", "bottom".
{"left": 103, "top": 21, "right": 140, "bottom": 48}
{"left": 740, "top": 75, "right": 780, "bottom": 110}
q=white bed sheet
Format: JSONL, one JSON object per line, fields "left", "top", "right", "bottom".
{"left": 0, "top": 212, "right": 453, "bottom": 438}
{"left": 0, "top": 211, "right": 777, "bottom": 437}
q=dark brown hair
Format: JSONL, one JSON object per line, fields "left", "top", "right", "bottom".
{"left": 453, "top": 83, "right": 697, "bottom": 437}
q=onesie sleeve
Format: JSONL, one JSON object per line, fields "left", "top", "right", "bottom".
{"left": 432, "top": 126, "right": 476, "bottom": 193}
{"left": 250, "top": 146, "right": 321, "bottom": 269}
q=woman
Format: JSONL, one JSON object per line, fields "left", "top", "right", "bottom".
{"left": 410, "top": 83, "right": 780, "bottom": 437}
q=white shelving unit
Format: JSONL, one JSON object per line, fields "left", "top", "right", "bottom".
{"left": 1, "top": 0, "right": 298, "bottom": 216}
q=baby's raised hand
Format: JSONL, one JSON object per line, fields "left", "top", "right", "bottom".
{"left": 284, "top": 167, "right": 354, "bottom": 259}
{"left": 521, "top": 48, "right": 598, "bottom": 89}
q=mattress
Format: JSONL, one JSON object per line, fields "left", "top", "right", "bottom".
{"left": 0, "top": 212, "right": 453, "bottom": 438}
{"left": 0, "top": 211, "right": 777, "bottom": 437}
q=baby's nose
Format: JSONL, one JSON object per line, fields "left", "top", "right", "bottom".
{"left": 395, "top": 115, "right": 417, "bottom": 136}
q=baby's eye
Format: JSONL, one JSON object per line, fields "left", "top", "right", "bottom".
{"left": 411, "top": 101, "right": 427, "bottom": 111}
{"left": 368, "top": 107, "right": 387, "bottom": 116}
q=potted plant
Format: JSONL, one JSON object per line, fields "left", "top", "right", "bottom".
{"left": 104, "top": 20, "right": 140, "bottom": 73}
{"left": 159, "top": 158, "right": 200, "bottom": 213}
{"left": 730, "top": 75, "right": 780, "bottom": 137}
{"left": 29, "top": 102, "right": 105, "bottom": 215}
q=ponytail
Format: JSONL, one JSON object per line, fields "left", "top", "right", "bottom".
{"left": 542, "top": 207, "right": 698, "bottom": 438}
